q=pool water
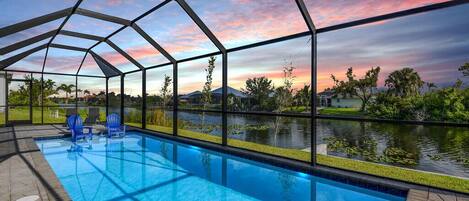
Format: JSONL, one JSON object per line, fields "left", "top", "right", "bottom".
{"left": 36, "top": 131, "right": 406, "bottom": 201}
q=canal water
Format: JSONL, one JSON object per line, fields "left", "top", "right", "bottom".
{"left": 173, "top": 111, "right": 469, "bottom": 178}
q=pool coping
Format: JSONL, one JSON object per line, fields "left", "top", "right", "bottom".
{"left": 20, "top": 133, "right": 72, "bottom": 201}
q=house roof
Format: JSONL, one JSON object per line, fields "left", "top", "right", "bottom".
{"left": 212, "top": 86, "right": 247, "bottom": 98}
{"left": 180, "top": 86, "right": 246, "bottom": 99}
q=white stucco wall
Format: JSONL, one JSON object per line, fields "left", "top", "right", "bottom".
{"left": 331, "top": 98, "right": 361, "bottom": 108}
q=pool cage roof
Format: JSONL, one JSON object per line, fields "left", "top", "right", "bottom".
{"left": 1, "top": 0, "right": 467, "bottom": 78}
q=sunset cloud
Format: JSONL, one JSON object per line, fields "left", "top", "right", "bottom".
{"left": 305, "top": 0, "right": 446, "bottom": 28}
{"left": 5, "top": 50, "right": 46, "bottom": 72}
{"left": 3, "top": 0, "right": 467, "bottom": 96}
{"left": 43, "top": 48, "right": 85, "bottom": 74}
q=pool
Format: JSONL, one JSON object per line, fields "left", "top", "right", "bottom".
{"left": 36, "top": 131, "right": 406, "bottom": 201}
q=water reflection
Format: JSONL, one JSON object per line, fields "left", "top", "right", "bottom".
{"left": 176, "top": 111, "right": 468, "bottom": 177}
{"left": 38, "top": 134, "right": 405, "bottom": 201}
{"left": 317, "top": 119, "right": 469, "bottom": 177}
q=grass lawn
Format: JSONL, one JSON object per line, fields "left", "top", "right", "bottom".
{"left": 128, "top": 123, "right": 469, "bottom": 193}
{"left": 0, "top": 112, "right": 4, "bottom": 125}
{"left": 318, "top": 107, "right": 364, "bottom": 116}
{"left": 0, "top": 107, "right": 107, "bottom": 124}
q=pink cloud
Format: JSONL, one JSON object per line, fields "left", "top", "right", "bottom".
{"left": 198, "top": 0, "right": 308, "bottom": 46}
{"left": 180, "top": 0, "right": 446, "bottom": 48}
{"left": 306, "top": 0, "right": 446, "bottom": 28}
{"left": 106, "top": 0, "right": 124, "bottom": 6}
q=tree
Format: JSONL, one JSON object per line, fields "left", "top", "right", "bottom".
{"left": 295, "top": 84, "right": 311, "bottom": 112}
{"left": 154, "top": 74, "right": 172, "bottom": 126}
{"left": 57, "top": 84, "right": 75, "bottom": 104}
{"left": 385, "top": 68, "right": 424, "bottom": 97}
{"left": 273, "top": 63, "right": 295, "bottom": 112}
{"left": 330, "top": 68, "right": 356, "bottom": 98}
{"left": 331, "top": 67, "right": 380, "bottom": 111}
{"left": 83, "top": 89, "right": 90, "bottom": 96}
{"left": 83, "top": 89, "right": 90, "bottom": 102}
{"left": 160, "top": 74, "right": 172, "bottom": 108}
{"left": 242, "top": 77, "right": 274, "bottom": 110}
{"left": 458, "top": 62, "right": 469, "bottom": 76}
{"left": 272, "top": 63, "right": 296, "bottom": 145}
{"left": 7, "top": 75, "right": 57, "bottom": 106}
{"left": 198, "top": 56, "right": 216, "bottom": 132}
{"left": 42, "top": 79, "right": 58, "bottom": 105}
{"left": 201, "top": 56, "right": 216, "bottom": 109}
{"left": 423, "top": 86, "right": 469, "bottom": 122}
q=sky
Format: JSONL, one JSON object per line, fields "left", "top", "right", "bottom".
{"left": 1, "top": 0, "right": 468, "bottom": 96}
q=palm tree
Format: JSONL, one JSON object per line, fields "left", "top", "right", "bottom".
{"left": 385, "top": 68, "right": 424, "bottom": 97}
{"left": 57, "top": 84, "right": 75, "bottom": 104}
{"left": 83, "top": 89, "right": 90, "bottom": 102}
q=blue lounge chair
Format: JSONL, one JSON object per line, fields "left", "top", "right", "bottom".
{"left": 67, "top": 115, "right": 93, "bottom": 142}
{"left": 106, "top": 113, "right": 126, "bottom": 138}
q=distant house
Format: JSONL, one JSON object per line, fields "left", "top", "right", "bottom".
{"left": 317, "top": 90, "right": 334, "bottom": 107}
{"left": 317, "top": 90, "right": 361, "bottom": 108}
{"left": 179, "top": 90, "right": 202, "bottom": 104}
{"left": 179, "top": 86, "right": 247, "bottom": 105}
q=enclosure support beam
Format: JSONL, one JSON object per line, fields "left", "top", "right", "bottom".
{"left": 41, "top": 46, "right": 49, "bottom": 124}
{"left": 131, "top": 24, "right": 176, "bottom": 63}
{"left": 222, "top": 53, "right": 228, "bottom": 145}
{"left": 175, "top": 0, "right": 228, "bottom": 145}
{"left": 0, "top": 44, "right": 48, "bottom": 70}
{"left": 76, "top": 52, "right": 89, "bottom": 75}
{"left": 75, "top": 8, "right": 131, "bottom": 26}
{"left": 83, "top": 0, "right": 172, "bottom": 70}
{"left": 295, "top": 0, "right": 316, "bottom": 33}
{"left": 175, "top": 0, "right": 225, "bottom": 52}
{"left": 0, "top": 8, "right": 71, "bottom": 37}
{"left": 75, "top": 76, "right": 78, "bottom": 114}
{"left": 46, "top": 1, "right": 83, "bottom": 46}
{"left": 0, "top": 30, "right": 57, "bottom": 55}
{"left": 29, "top": 74, "right": 33, "bottom": 124}
{"left": 295, "top": 0, "right": 317, "bottom": 166}
{"left": 4, "top": 72, "right": 8, "bottom": 124}
{"left": 106, "top": 40, "right": 144, "bottom": 69}
{"left": 49, "top": 44, "right": 88, "bottom": 52}
{"left": 43, "top": 0, "right": 84, "bottom": 76}
{"left": 316, "top": 0, "right": 469, "bottom": 34}
{"left": 311, "top": 34, "right": 317, "bottom": 166}
{"left": 106, "top": 77, "right": 109, "bottom": 117}
{"left": 59, "top": 30, "right": 105, "bottom": 41}
{"left": 172, "top": 62, "right": 178, "bottom": 136}
{"left": 41, "top": 74, "right": 44, "bottom": 124}
{"left": 142, "top": 69, "right": 147, "bottom": 129}
{"left": 120, "top": 74, "right": 125, "bottom": 124}
{"left": 5, "top": 69, "right": 105, "bottom": 78}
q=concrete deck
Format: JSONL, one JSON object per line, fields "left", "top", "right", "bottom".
{"left": 0, "top": 124, "right": 467, "bottom": 201}
{"left": 0, "top": 125, "right": 70, "bottom": 201}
